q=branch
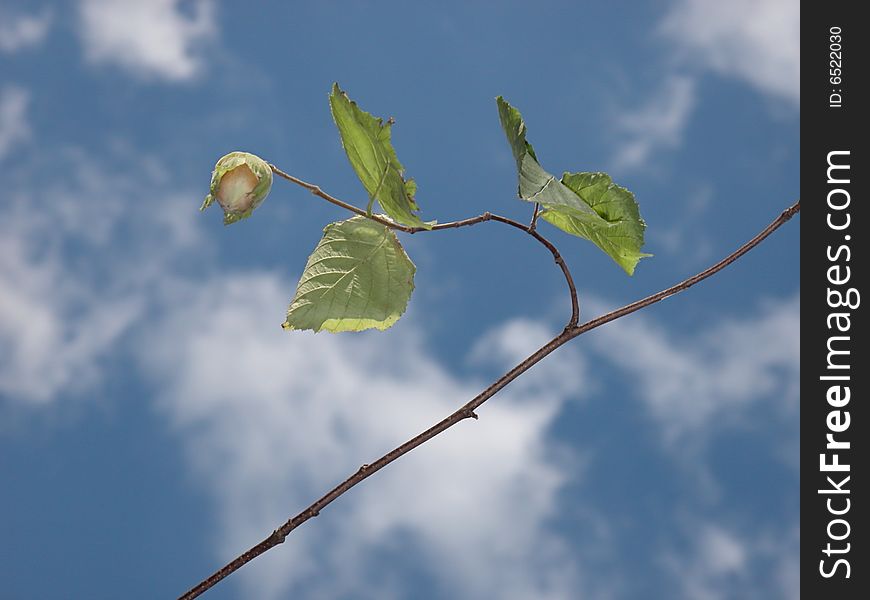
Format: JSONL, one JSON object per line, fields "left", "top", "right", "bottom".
{"left": 270, "top": 164, "right": 580, "bottom": 326}
{"left": 178, "top": 197, "right": 799, "bottom": 599}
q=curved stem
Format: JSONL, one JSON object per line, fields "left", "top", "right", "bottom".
{"left": 270, "top": 164, "right": 580, "bottom": 326}
{"left": 489, "top": 214, "right": 580, "bottom": 327}
{"left": 178, "top": 199, "right": 799, "bottom": 600}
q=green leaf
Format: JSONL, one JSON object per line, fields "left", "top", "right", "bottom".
{"left": 543, "top": 173, "right": 652, "bottom": 275}
{"left": 329, "top": 83, "right": 432, "bottom": 229}
{"left": 283, "top": 216, "right": 416, "bottom": 333}
{"left": 496, "top": 97, "right": 588, "bottom": 211}
{"left": 496, "top": 97, "right": 651, "bottom": 275}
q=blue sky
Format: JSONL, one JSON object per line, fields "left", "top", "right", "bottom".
{"left": 1, "top": 1, "right": 799, "bottom": 599}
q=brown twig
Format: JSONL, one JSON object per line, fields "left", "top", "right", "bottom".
{"left": 179, "top": 174, "right": 799, "bottom": 599}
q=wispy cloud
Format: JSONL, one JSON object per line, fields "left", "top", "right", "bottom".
{"left": 585, "top": 294, "right": 800, "bottom": 447}
{"left": 77, "top": 0, "right": 217, "bottom": 82}
{"left": 610, "top": 0, "right": 798, "bottom": 170}
{"left": 0, "top": 86, "right": 31, "bottom": 160}
{"left": 662, "top": 520, "right": 799, "bottom": 600}
{"left": 0, "top": 8, "right": 53, "bottom": 53}
{"left": 1, "top": 147, "right": 202, "bottom": 404}
{"left": 139, "top": 274, "right": 596, "bottom": 600}
{"left": 0, "top": 233, "right": 141, "bottom": 404}
{"left": 659, "top": 0, "right": 800, "bottom": 105}
{"left": 610, "top": 76, "right": 695, "bottom": 171}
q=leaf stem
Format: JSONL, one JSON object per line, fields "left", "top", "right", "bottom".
{"left": 178, "top": 195, "right": 799, "bottom": 600}
{"left": 270, "top": 164, "right": 398, "bottom": 229}
{"left": 529, "top": 202, "right": 541, "bottom": 231}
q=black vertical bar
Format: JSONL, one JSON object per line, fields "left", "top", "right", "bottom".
{"left": 802, "top": 3, "right": 867, "bottom": 597}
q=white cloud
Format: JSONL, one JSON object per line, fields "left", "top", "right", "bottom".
{"left": 699, "top": 526, "right": 747, "bottom": 574}
{"left": 0, "top": 85, "right": 31, "bottom": 159}
{"left": 1, "top": 147, "right": 202, "bottom": 404}
{"left": 585, "top": 294, "right": 800, "bottom": 445}
{"left": 0, "top": 233, "right": 141, "bottom": 404}
{"left": 610, "top": 0, "right": 798, "bottom": 169}
{"left": 0, "top": 8, "right": 53, "bottom": 53}
{"left": 664, "top": 523, "right": 747, "bottom": 600}
{"left": 139, "top": 274, "right": 601, "bottom": 600}
{"left": 660, "top": 0, "right": 800, "bottom": 105}
{"left": 78, "top": 0, "right": 216, "bottom": 81}
{"left": 663, "top": 521, "right": 799, "bottom": 600}
{"left": 611, "top": 76, "right": 695, "bottom": 171}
